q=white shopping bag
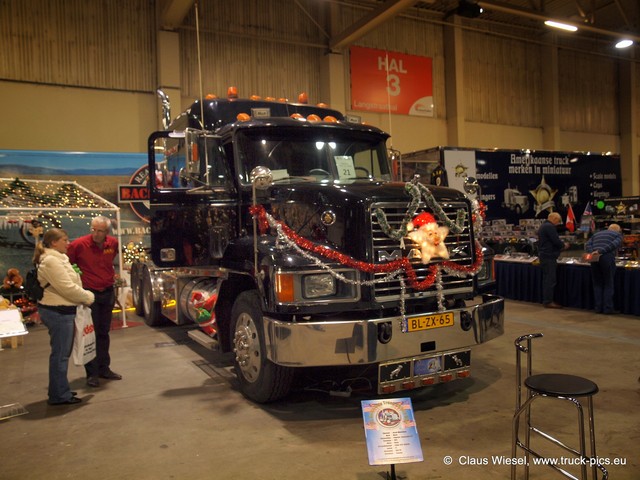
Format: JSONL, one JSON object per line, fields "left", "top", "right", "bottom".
{"left": 72, "top": 305, "right": 96, "bottom": 365}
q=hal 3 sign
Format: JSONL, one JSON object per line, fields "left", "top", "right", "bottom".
{"left": 350, "top": 46, "right": 434, "bottom": 117}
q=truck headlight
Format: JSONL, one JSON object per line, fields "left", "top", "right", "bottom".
{"left": 274, "top": 269, "right": 359, "bottom": 304}
{"left": 303, "top": 274, "right": 336, "bottom": 299}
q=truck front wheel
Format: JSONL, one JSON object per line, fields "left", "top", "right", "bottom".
{"left": 230, "top": 291, "right": 293, "bottom": 403}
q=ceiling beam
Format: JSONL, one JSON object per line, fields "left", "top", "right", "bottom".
{"left": 160, "top": 0, "right": 196, "bottom": 30}
{"left": 477, "top": 0, "right": 640, "bottom": 43}
{"left": 329, "top": 0, "right": 419, "bottom": 51}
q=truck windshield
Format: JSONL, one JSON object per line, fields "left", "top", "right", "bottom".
{"left": 235, "top": 127, "right": 391, "bottom": 185}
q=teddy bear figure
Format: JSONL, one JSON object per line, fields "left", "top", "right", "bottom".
{"left": 3, "top": 268, "right": 24, "bottom": 291}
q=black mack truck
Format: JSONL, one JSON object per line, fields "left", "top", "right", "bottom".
{"left": 129, "top": 89, "right": 504, "bottom": 403}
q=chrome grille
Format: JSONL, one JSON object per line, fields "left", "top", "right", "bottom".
{"left": 371, "top": 201, "right": 475, "bottom": 301}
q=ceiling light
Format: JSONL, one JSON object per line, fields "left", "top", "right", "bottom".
{"left": 544, "top": 20, "right": 578, "bottom": 32}
{"left": 615, "top": 39, "right": 633, "bottom": 49}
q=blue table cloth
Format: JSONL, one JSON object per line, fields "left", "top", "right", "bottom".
{"left": 495, "top": 261, "right": 640, "bottom": 316}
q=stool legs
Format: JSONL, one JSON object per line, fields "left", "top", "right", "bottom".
{"left": 587, "top": 396, "right": 597, "bottom": 480}
{"left": 511, "top": 394, "right": 601, "bottom": 480}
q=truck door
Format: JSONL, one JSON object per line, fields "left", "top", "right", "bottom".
{"left": 147, "top": 129, "right": 238, "bottom": 267}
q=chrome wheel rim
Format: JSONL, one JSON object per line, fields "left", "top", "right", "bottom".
{"left": 233, "top": 313, "right": 261, "bottom": 383}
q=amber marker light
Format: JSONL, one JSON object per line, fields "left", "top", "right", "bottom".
{"left": 323, "top": 116, "right": 338, "bottom": 123}
{"left": 237, "top": 113, "right": 251, "bottom": 122}
{"left": 298, "top": 92, "right": 308, "bottom": 104}
{"left": 205, "top": 93, "right": 218, "bottom": 100}
{"left": 290, "top": 113, "right": 304, "bottom": 120}
{"left": 275, "top": 273, "right": 295, "bottom": 303}
{"left": 250, "top": 94, "right": 261, "bottom": 101}
{"left": 307, "top": 114, "right": 321, "bottom": 122}
{"left": 227, "top": 86, "right": 238, "bottom": 98}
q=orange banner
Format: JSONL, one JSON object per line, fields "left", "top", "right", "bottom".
{"left": 350, "top": 46, "right": 433, "bottom": 117}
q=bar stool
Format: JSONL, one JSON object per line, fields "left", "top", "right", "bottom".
{"left": 511, "top": 333, "right": 608, "bottom": 480}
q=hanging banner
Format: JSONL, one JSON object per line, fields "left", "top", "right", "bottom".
{"left": 350, "top": 46, "right": 433, "bottom": 117}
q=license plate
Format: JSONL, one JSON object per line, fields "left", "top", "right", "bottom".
{"left": 406, "top": 312, "right": 454, "bottom": 332}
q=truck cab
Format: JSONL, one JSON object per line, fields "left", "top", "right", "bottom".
{"left": 131, "top": 91, "right": 504, "bottom": 403}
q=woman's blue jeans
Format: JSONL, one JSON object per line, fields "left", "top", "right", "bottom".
{"left": 40, "top": 308, "right": 75, "bottom": 403}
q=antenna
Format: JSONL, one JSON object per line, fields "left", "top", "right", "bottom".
{"left": 195, "top": 2, "right": 205, "bottom": 128}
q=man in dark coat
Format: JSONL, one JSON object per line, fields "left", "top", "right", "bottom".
{"left": 537, "top": 212, "right": 568, "bottom": 308}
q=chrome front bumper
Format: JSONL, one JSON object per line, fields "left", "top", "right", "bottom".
{"left": 263, "top": 294, "right": 504, "bottom": 367}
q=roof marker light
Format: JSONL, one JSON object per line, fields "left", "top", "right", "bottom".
{"left": 227, "top": 86, "right": 238, "bottom": 99}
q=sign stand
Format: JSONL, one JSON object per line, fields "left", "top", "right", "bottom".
{"left": 387, "top": 464, "right": 397, "bottom": 480}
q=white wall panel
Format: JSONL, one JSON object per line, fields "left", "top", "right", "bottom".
{"left": 178, "top": 0, "right": 327, "bottom": 103}
{"left": 558, "top": 50, "right": 618, "bottom": 134}
{"left": 463, "top": 31, "right": 542, "bottom": 128}
{"left": 0, "top": 0, "right": 155, "bottom": 91}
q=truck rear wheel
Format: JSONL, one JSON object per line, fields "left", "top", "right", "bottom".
{"left": 231, "top": 290, "right": 293, "bottom": 403}
{"left": 142, "top": 268, "right": 163, "bottom": 326}
{"left": 130, "top": 262, "right": 144, "bottom": 316}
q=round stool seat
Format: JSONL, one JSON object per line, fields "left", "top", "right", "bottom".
{"left": 525, "top": 373, "right": 599, "bottom": 397}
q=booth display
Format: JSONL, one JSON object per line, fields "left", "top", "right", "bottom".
{"left": 495, "top": 254, "right": 640, "bottom": 315}
{"left": 0, "top": 178, "right": 125, "bottom": 325}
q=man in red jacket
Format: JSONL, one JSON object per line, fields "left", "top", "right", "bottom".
{"left": 68, "top": 216, "right": 122, "bottom": 387}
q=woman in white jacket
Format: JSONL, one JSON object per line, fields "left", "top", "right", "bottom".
{"left": 34, "top": 228, "right": 95, "bottom": 406}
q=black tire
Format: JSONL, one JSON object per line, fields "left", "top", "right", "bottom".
{"left": 230, "top": 290, "right": 294, "bottom": 403}
{"left": 142, "top": 268, "right": 163, "bottom": 326}
{"left": 130, "top": 263, "right": 144, "bottom": 316}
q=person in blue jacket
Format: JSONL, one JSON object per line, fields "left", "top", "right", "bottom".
{"left": 537, "top": 212, "right": 569, "bottom": 308}
{"left": 586, "top": 224, "right": 623, "bottom": 314}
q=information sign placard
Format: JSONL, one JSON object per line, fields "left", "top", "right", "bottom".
{"left": 361, "top": 397, "right": 423, "bottom": 466}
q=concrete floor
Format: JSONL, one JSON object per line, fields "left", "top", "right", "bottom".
{"left": 0, "top": 299, "right": 638, "bottom": 480}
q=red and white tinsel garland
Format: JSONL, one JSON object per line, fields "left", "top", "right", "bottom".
{"left": 250, "top": 205, "right": 484, "bottom": 315}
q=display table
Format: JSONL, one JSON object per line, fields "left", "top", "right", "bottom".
{"left": 495, "top": 260, "right": 640, "bottom": 316}
{"left": 0, "top": 308, "right": 28, "bottom": 350}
